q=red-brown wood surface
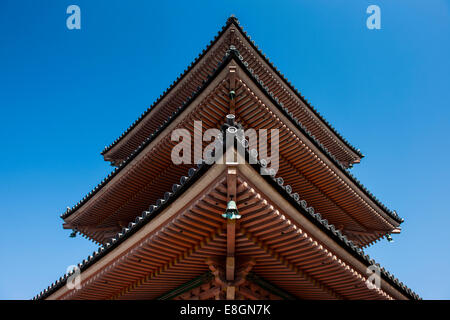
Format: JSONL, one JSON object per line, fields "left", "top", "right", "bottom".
{"left": 55, "top": 170, "right": 399, "bottom": 300}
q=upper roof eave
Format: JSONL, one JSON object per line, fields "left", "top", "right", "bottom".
{"left": 101, "top": 16, "right": 363, "bottom": 164}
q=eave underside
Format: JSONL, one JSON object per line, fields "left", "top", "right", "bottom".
{"left": 45, "top": 163, "right": 413, "bottom": 301}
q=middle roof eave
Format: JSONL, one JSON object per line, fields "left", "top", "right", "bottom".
{"left": 62, "top": 52, "right": 403, "bottom": 234}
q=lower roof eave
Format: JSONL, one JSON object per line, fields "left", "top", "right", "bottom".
{"left": 35, "top": 147, "right": 419, "bottom": 300}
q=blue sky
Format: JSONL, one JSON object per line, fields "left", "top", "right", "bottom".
{"left": 0, "top": 0, "right": 449, "bottom": 300}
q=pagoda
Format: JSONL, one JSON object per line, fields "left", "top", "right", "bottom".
{"left": 35, "top": 17, "right": 419, "bottom": 300}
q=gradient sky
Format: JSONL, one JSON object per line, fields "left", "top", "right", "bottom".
{"left": 0, "top": 0, "right": 449, "bottom": 300}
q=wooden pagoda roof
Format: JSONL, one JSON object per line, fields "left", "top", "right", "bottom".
{"left": 100, "top": 16, "right": 363, "bottom": 168}
{"left": 60, "top": 51, "right": 403, "bottom": 247}
{"left": 35, "top": 17, "right": 419, "bottom": 301}
{"left": 35, "top": 145, "right": 419, "bottom": 300}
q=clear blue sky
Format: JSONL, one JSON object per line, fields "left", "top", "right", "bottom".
{"left": 0, "top": 0, "right": 449, "bottom": 300}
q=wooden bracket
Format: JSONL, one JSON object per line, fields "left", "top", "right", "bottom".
{"left": 204, "top": 255, "right": 256, "bottom": 300}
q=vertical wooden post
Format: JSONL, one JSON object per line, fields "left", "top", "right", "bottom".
{"left": 225, "top": 62, "right": 238, "bottom": 298}
{"left": 226, "top": 166, "right": 237, "bottom": 299}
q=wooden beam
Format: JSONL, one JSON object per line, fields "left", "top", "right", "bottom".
{"left": 226, "top": 251, "right": 235, "bottom": 281}
{"left": 226, "top": 167, "right": 237, "bottom": 285}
